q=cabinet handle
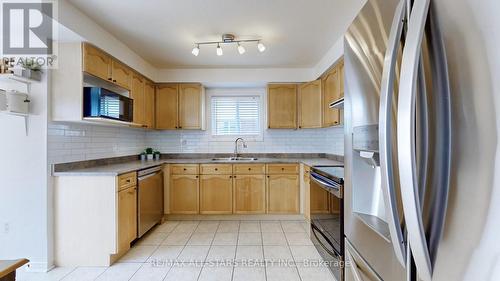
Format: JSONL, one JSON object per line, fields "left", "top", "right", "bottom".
{"left": 299, "top": 126, "right": 302, "bottom": 129}
{"left": 113, "top": 79, "right": 117, "bottom": 82}
{"left": 175, "top": 126, "right": 178, "bottom": 129}
{"left": 126, "top": 179, "right": 131, "bottom": 183}
{"left": 215, "top": 168, "right": 218, "bottom": 171}
{"left": 233, "top": 176, "right": 236, "bottom": 178}
{"left": 281, "top": 168, "right": 285, "bottom": 171}
{"left": 248, "top": 168, "right": 252, "bottom": 171}
{"left": 108, "top": 78, "right": 112, "bottom": 81}
{"left": 179, "top": 126, "right": 182, "bottom": 129}
{"left": 196, "top": 176, "right": 199, "bottom": 178}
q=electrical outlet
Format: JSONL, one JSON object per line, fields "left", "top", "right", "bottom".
{"left": 3, "top": 222, "right": 9, "bottom": 234}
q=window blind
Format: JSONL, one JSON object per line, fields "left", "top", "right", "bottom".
{"left": 211, "top": 96, "right": 261, "bottom": 136}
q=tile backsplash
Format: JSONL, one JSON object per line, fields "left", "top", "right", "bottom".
{"left": 48, "top": 123, "right": 147, "bottom": 164}
{"left": 145, "top": 127, "right": 344, "bottom": 155}
{"left": 48, "top": 123, "right": 344, "bottom": 164}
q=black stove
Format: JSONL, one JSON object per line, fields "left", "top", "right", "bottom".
{"left": 309, "top": 165, "right": 345, "bottom": 280}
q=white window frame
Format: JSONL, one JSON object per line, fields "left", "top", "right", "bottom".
{"left": 206, "top": 88, "right": 265, "bottom": 142}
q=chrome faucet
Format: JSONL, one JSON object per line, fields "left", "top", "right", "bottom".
{"left": 234, "top": 138, "right": 247, "bottom": 159}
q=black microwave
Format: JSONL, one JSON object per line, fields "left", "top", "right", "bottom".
{"left": 83, "top": 87, "right": 133, "bottom": 122}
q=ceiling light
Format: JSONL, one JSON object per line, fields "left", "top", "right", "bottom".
{"left": 191, "top": 45, "right": 200, "bottom": 56}
{"left": 257, "top": 42, "right": 266, "bottom": 52}
{"left": 237, "top": 43, "right": 246, "bottom": 55}
{"left": 216, "top": 44, "right": 223, "bottom": 56}
{"left": 192, "top": 34, "right": 264, "bottom": 57}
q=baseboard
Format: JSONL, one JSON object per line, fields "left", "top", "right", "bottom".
{"left": 165, "top": 214, "right": 307, "bottom": 221}
{"left": 23, "top": 261, "right": 55, "bottom": 273}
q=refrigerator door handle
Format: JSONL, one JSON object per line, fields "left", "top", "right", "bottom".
{"left": 397, "top": 0, "right": 433, "bottom": 280}
{"left": 378, "top": 0, "right": 407, "bottom": 268}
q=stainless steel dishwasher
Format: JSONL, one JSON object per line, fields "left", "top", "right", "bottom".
{"left": 137, "top": 166, "right": 164, "bottom": 238}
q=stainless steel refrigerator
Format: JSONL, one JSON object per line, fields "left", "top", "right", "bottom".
{"left": 343, "top": 0, "right": 455, "bottom": 280}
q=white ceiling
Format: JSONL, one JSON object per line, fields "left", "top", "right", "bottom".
{"left": 67, "top": 0, "right": 364, "bottom": 69}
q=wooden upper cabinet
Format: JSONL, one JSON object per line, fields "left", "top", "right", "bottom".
{"left": 83, "top": 43, "right": 111, "bottom": 81}
{"left": 156, "top": 84, "right": 179, "bottom": 130}
{"left": 179, "top": 84, "right": 205, "bottom": 130}
{"left": 322, "top": 67, "right": 341, "bottom": 127}
{"left": 339, "top": 60, "right": 345, "bottom": 98}
{"left": 144, "top": 82, "right": 155, "bottom": 129}
{"left": 130, "top": 74, "right": 145, "bottom": 126}
{"left": 267, "top": 84, "right": 297, "bottom": 129}
{"left": 299, "top": 80, "right": 323, "bottom": 128}
{"left": 111, "top": 60, "right": 132, "bottom": 90}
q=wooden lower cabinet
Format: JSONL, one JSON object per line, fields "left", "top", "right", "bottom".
{"left": 233, "top": 175, "right": 266, "bottom": 214}
{"left": 267, "top": 174, "right": 299, "bottom": 214}
{"left": 310, "top": 180, "right": 330, "bottom": 214}
{"left": 170, "top": 175, "right": 199, "bottom": 214}
{"left": 200, "top": 175, "right": 233, "bottom": 214}
{"left": 117, "top": 186, "right": 137, "bottom": 253}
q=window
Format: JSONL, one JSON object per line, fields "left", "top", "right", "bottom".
{"left": 211, "top": 95, "right": 262, "bottom": 139}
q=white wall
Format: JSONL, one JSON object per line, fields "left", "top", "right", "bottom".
{"left": 0, "top": 75, "right": 51, "bottom": 271}
{"left": 48, "top": 123, "right": 146, "bottom": 164}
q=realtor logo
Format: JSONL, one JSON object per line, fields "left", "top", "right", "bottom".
{"left": 2, "top": 2, "right": 53, "bottom": 55}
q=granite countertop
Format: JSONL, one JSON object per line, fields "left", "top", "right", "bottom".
{"left": 53, "top": 155, "right": 343, "bottom": 176}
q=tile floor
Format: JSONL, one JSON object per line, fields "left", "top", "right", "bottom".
{"left": 16, "top": 220, "right": 337, "bottom": 281}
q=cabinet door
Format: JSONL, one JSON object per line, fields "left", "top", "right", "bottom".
{"left": 267, "top": 174, "right": 299, "bottom": 214}
{"left": 233, "top": 175, "right": 266, "bottom": 214}
{"left": 111, "top": 60, "right": 132, "bottom": 90}
{"left": 179, "top": 84, "right": 204, "bottom": 129}
{"left": 156, "top": 84, "right": 179, "bottom": 129}
{"left": 118, "top": 186, "right": 137, "bottom": 253}
{"left": 170, "top": 175, "right": 199, "bottom": 214}
{"left": 310, "top": 180, "right": 330, "bottom": 214}
{"left": 200, "top": 175, "right": 233, "bottom": 214}
{"left": 339, "top": 60, "right": 344, "bottom": 98}
{"left": 299, "top": 80, "right": 322, "bottom": 128}
{"left": 83, "top": 43, "right": 111, "bottom": 81}
{"left": 144, "top": 82, "right": 155, "bottom": 129}
{"left": 322, "top": 68, "right": 341, "bottom": 127}
{"left": 267, "top": 84, "right": 297, "bottom": 129}
{"left": 303, "top": 166, "right": 311, "bottom": 221}
{"left": 130, "top": 74, "right": 145, "bottom": 126}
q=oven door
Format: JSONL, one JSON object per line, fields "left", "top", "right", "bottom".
{"left": 310, "top": 172, "right": 344, "bottom": 280}
{"left": 311, "top": 217, "right": 344, "bottom": 281}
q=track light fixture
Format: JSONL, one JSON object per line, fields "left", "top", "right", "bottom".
{"left": 216, "top": 43, "right": 223, "bottom": 56}
{"left": 191, "top": 44, "right": 200, "bottom": 56}
{"left": 191, "top": 34, "right": 266, "bottom": 56}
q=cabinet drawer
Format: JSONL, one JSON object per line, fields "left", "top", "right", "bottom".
{"left": 234, "top": 164, "right": 266, "bottom": 175}
{"left": 266, "top": 164, "right": 299, "bottom": 174}
{"left": 118, "top": 172, "right": 137, "bottom": 191}
{"left": 200, "top": 164, "right": 233, "bottom": 175}
{"left": 171, "top": 164, "right": 199, "bottom": 175}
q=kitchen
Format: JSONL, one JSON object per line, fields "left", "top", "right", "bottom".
{"left": 0, "top": 0, "right": 499, "bottom": 281}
